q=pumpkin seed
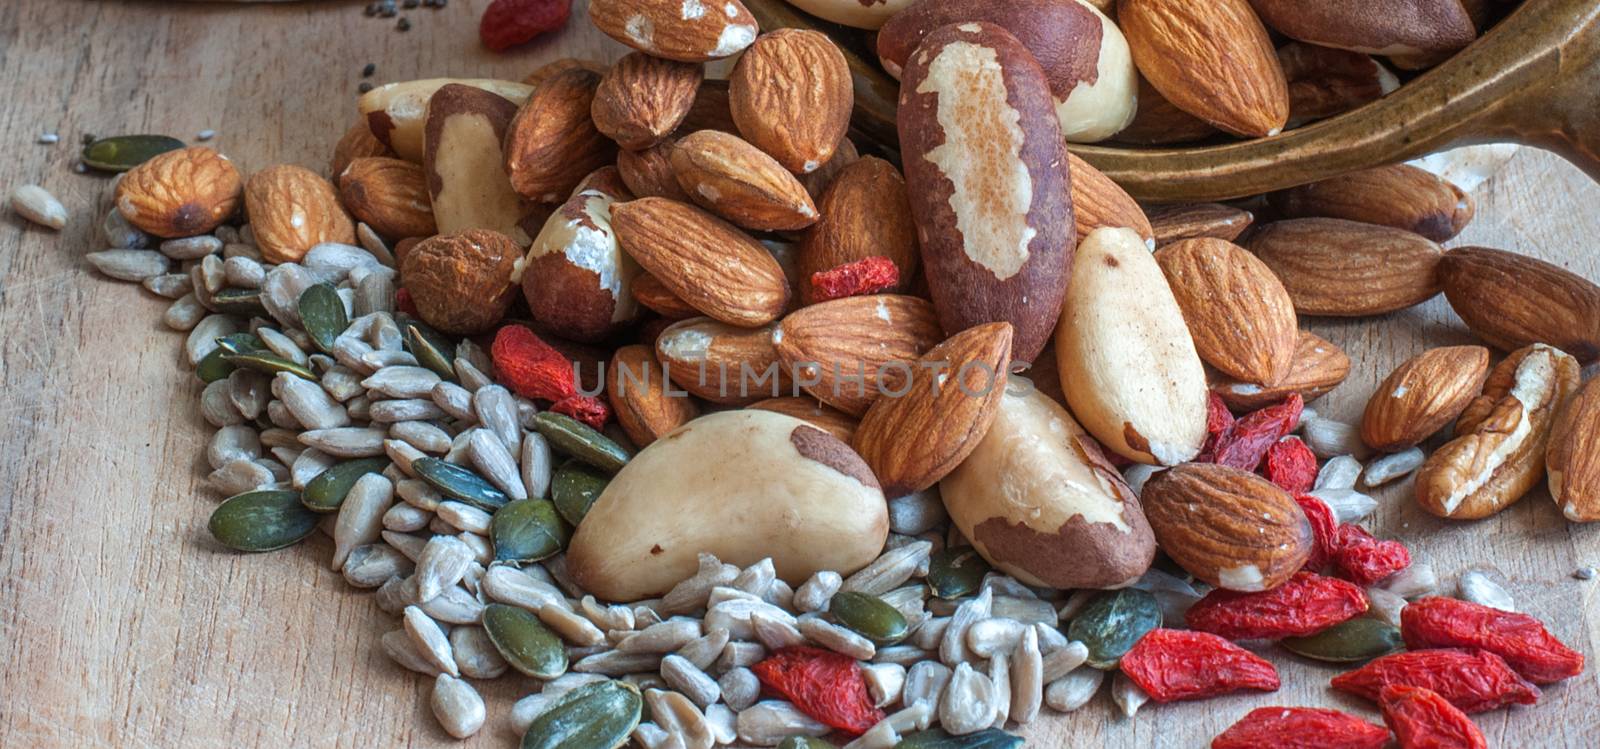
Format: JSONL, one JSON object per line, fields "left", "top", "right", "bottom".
{"left": 779, "top": 738, "right": 839, "bottom": 749}
{"left": 926, "top": 547, "right": 990, "bottom": 600}
{"left": 533, "top": 412, "right": 631, "bottom": 473}
{"left": 895, "top": 728, "right": 1023, "bottom": 749}
{"left": 483, "top": 603, "right": 568, "bottom": 679}
{"left": 301, "top": 457, "right": 389, "bottom": 512}
{"left": 492, "top": 499, "right": 569, "bottom": 563}
{"left": 215, "top": 332, "right": 265, "bottom": 355}
{"left": 81, "top": 134, "right": 184, "bottom": 172}
{"left": 552, "top": 462, "right": 608, "bottom": 526}
{"left": 298, "top": 283, "right": 348, "bottom": 353}
{"left": 830, "top": 591, "right": 910, "bottom": 644}
{"left": 208, "top": 489, "right": 319, "bottom": 552}
{"left": 413, "top": 457, "right": 509, "bottom": 512}
{"left": 210, "top": 287, "right": 269, "bottom": 317}
{"left": 1281, "top": 618, "right": 1404, "bottom": 663}
{"left": 402, "top": 318, "right": 456, "bottom": 380}
{"left": 521, "top": 680, "right": 642, "bottom": 749}
{"left": 1065, "top": 589, "right": 1161, "bottom": 670}
{"left": 223, "top": 351, "right": 317, "bottom": 381}
{"left": 195, "top": 346, "right": 236, "bottom": 383}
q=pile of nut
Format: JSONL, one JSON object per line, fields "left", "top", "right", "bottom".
{"left": 27, "top": 0, "right": 1600, "bottom": 747}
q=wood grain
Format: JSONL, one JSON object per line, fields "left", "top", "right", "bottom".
{"left": 0, "top": 1, "right": 1596, "bottom": 747}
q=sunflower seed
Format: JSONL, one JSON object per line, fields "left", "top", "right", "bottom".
{"left": 791, "top": 571, "right": 842, "bottom": 614}
{"left": 207, "top": 458, "right": 274, "bottom": 495}
{"left": 1302, "top": 419, "right": 1373, "bottom": 460}
{"left": 353, "top": 271, "right": 396, "bottom": 318}
{"left": 368, "top": 398, "right": 447, "bottom": 423}
{"left": 471, "top": 385, "right": 521, "bottom": 454}
{"left": 427, "top": 501, "right": 486, "bottom": 536}
{"left": 381, "top": 500, "right": 430, "bottom": 532}
{"left": 261, "top": 264, "right": 313, "bottom": 327}
{"left": 312, "top": 367, "right": 359, "bottom": 403}
{"left": 1043, "top": 667, "right": 1103, "bottom": 713}
{"left": 361, "top": 365, "right": 439, "bottom": 399}
{"left": 572, "top": 649, "right": 661, "bottom": 676}
{"left": 185, "top": 314, "right": 244, "bottom": 366}
{"left": 201, "top": 380, "right": 245, "bottom": 426}
{"left": 578, "top": 598, "right": 634, "bottom": 635}
{"left": 343, "top": 543, "right": 413, "bottom": 587}
{"left": 717, "top": 641, "right": 767, "bottom": 672}
{"left": 421, "top": 583, "right": 487, "bottom": 624}
{"left": 482, "top": 564, "right": 568, "bottom": 612}
{"left": 904, "top": 661, "right": 952, "bottom": 708}
{"left": 227, "top": 369, "right": 270, "bottom": 420}
{"left": 88, "top": 249, "right": 170, "bottom": 281}
{"left": 663, "top": 554, "right": 741, "bottom": 615}
{"left": 102, "top": 207, "right": 150, "bottom": 248}
{"left": 1009, "top": 627, "right": 1043, "bottom": 724}
{"left": 940, "top": 588, "right": 993, "bottom": 665}
{"left": 11, "top": 185, "right": 67, "bottom": 229}
{"left": 208, "top": 425, "right": 262, "bottom": 469}
{"left": 1111, "top": 672, "right": 1148, "bottom": 718}
{"left": 413, "top": 535, "right": 474, "bottom": 602}
{"left": 737, "top": 701, "right": 830, "bottom": 746}
{"left": 539, "top": 601, "right": 607, "bottom": 646}
{"left": 991, "top": 596, "right": 1055, "bottom": 626}
{"left": 1366, "top": 586, "right": 1409, "bottom": 628}
{"left": 331, "top": 473, "right": 392, "bottom": 569}
{"left": 383, "top": 438, "right": 426, "bottom": 477}
{"left": 273, "top": 372, "right": 349, "bottom": 430}
{"left": 887, "top": 488, "right": 948, "bottom": 535}
{"left": 1309, "top": 488, "right": 1379, "bottom": 523}
{"left": 382, "top": 531, "right": 427, "bottom": 562}
{"left": 703, "top": 704, "right": 737, "bottom": 746}
{"left": 223, "top": 242, "right": 261, "bottom": 262}
{"left": 1458, "top": 569, "right": 1516, "bottom": 611}
{"left": 198, "top": 254, "right": 226, "bottom": 293}
{"left": 382, "top": 628, "right": 442, "bottom": 676}
{"left": 388, "top": 421, "right": 450, "bottom": 454}
{"left": 966, "top": 618, "right": 1026, "bottom": 659}
{"left": 660, "top": 654, "right": 721, "bottom": 708}
{"left": 290, "top": 448, "right": 336, "bottom": 489}
{"left": 1039, "top": 640, "right": 1089, "bottom": 682}
{"left": 469, "top": 428, "right": 527, "bottom": 500}
{"left": 430, "top": 674, "right": 485, "bottom": 739}
{"left": 223, "top": 256, "right": 265, "bottom": 289}
{"left": 862, "top": 662, "right": 907, "bottom": 708}
{"left": 668, "top": 628, "right": 726, "bottom": 673}
{"left": 396, "top": 478, "right": 442, "bottom": 511}
{"left": 1379, "top": 562, "right": 1436, "bottom": 598}
{"left": 298, "top": 427, "right": 387, "bottom": 457}
{"left": 355, "top": 222, "right": 396, "bottom": 265}
{"left": 305, "top": 242, "right": 381, "bottom": 279}
{"left": 455, "top": 356, "right": 493, "bottom": 391}
{"left": 1363, "top": 447, "right": 1426, "bottom": 487}
{"left": 402, "top": 606, "right": 459, "bottom": 676}
{"left": 143, "top": 272, "right": 193, "bottom": 299}
{"left": 988, "top": 653, "right": 1011, "bottom": 727}
{"left": 913, "top": 617, "right": 950, "bottom": 651}
{"left": 798, "top": 616, "right": 875, "bottom": 659}
{"left": 939, "top": 662, "right": 997, "bottom": 736}
{"left": 332, "top": 335, "right": 377, "bottom": 375}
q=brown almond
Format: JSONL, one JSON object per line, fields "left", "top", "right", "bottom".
{"left": 729, "top": 29, "right": 853, "bottom": 174}
{"left": 1439, "top": 246, "right": 1600, "bottom": 364}
{"left": 591, "top": 53, "right": 703, "bottom": 150}
{"left": 774, "top": 294, "right": 947, "bottom": 417}
{"left": 797, "top": 137, "right": 859, "bottom": 201}
{"left": 1156, "top": 238, "right": 1298, "bottom": 386}
{"left": 589, "top": 0, "right": 758, "bottom": 62}
{"left": 244, "top": 165, "right": 355, "bottom": 264}
{"left": 749, "top": 397, "right": 859, "bottom": 444}
{"left": 114, "top": 147, "right": 243, "bottom": 239}
{"left": 1269, "top": 164, "right": 1472, "bottom": 242}
{"left": 1140, "top": 462, "right": 1312, "bottom": 591}
{"left": 1068, "top": 152, "right": 1154, "bottom": 249}
{"left": 1117, "top": 0, "right": 1289, "bottom": 137}
{"left": 504, "top": 68, "right": 617, "bottom": 204}
{"left": 337, "top": 157, "right": 435, "bottom": 240}
{"left": 1361, "top": 346, "right": 1491, "bottom": 452}
{"left": 1278, "top": 42, "right": 1400, "bottom": 128}
{"left": 679, "top": 79, "right": 737, "bottom": 135}
{"left": 607, "top": 344, "right": 700, "bottom": 448}
{"left": 616, "top": 139, "right": 688, "bottom": 202}
{"left": 796, "top": 156, "right": 918, "bottom": 305}
{"left": 1245, "top": 218, "right": 1442, "bottom": 316}
{"left": 1212, "top": 330, "right": 1351, "bottom": 411}
{"left": 655, "top": 317, "right": 791, "bottom": 405}
{"left": 669, "top": 130, "right": 819, "bottom": 231}
{"left": 1548, "top": 376, "right": 1600, "bottom": 522}
{"left": 630, "top": 272, "right": 699, "bottom": 320}
{"left": 1147, "top": 202, "right": 1255, "bottom": 247}
{"left": 330, "top": 119, "right": 394, "bottom": 179}
{"left": 523, "top": 58, "right": 607, "bottom": 87}
{"left": 1112, "top": 75, "right": 1218, "bottom": 145}
{"left": 611, "top": 197, "right": 790, "bottom": 327}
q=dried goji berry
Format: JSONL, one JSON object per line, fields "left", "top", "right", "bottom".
{"left": 1211, "top": 394, "right": 1303, "bottom": 472}
{"left": 1211, "top": 706, "right": 1390, "bottom": 749}
{"left": 1331, "top": 648, "right": 1540, "bottom": 713}
{"left": 491, "top": 325, "right": 609, "bottom": 429}
{"left": 1118, "top": 629, "right": 1280, "bottom": 702}
{"left": 1186, "top": 571, "right": 1368, "bottom": 640}
{"left": 480, "top": 0, "right": 573, "bottom": 51}
{"left": 1265, "top": 436, "right": 1317, "bottom": 493}
{"left": 809, "top": 256, "right": 900, "bottom": 303}
{"left": 1295, "top": 494, "right": 1338, "bottom": 572}
{"left": 751, "top": 646, "right": 884, "bottom": 736}
{"left": 1401, "top": 597, "right": 1585, "bottom": 684}
{"left": 1196, "top": 392, "right": 1236, "bottom": 462}
{"left": 396, "top": 286, "right": 418, "bottom": 316}
{"left": 1329, "top": 524, "right": 1411, "bottom": 586}
{"left": 1380, "top": 684, "right": 1487, "bottom": 749}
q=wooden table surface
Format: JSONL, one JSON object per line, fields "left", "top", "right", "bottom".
{"left": 1, "top": 1, "right": 1597, "bottom": 747}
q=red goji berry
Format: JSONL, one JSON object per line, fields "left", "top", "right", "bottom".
{"left": 1380, "top": 685, "right": 1487, "bottom": 749}
{"left": 480, "top": 0, "right": 573, "bottom": 51}
{"left": 751, "top": 646, "right": 884, "bottom": 736}
{"left": 1211, "top": 706, "right": 1390, "bottom": 749}
{"left": 1295, "top": 494, "right": 1338, "bottom": 572}
{"left": 1186, "top": 571, "right": 1368, "bottom": 640}
{"left": 1265, "top": 436, "right": 1317, "bottom": 493}
{"left": 1118, "top": 629, "right": 1280, "bottom": 702}
{"left": 1331, "top": 649, "right": 1540, "bottom": 713}
{"left": 1401, "top": 597, "right": 1585, "bottom": 684}
{"left": 395, "top": 286, "right": 418, "bottom": 316}
{"left": 809, "top": 256, "right": 900, "bottom": 303}
{"left": 1196, "top": 392, "right": 1236, "bottom": 462}
{"left": 1211, "top": 394, "right": 1303, "bottom": 472}
{"left": 1329, "top": 524, "right": 1411, "bottom": 586}
{"left": 491, "top": 325, "right": 609, "bottom": 429}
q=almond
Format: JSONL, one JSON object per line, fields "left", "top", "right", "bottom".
{"left": 616, "top": 138, "right": 689, "bottom": 202}
{"left": 1268, "top": 164, "right": 1472, "bottom": 242}
{"left": 337, "top": 157, "right": 435, "bottom": 240}
{"left": 1068, "top": 152, "right": 1153, "bottom": 249}
{"left": 1057, "top": 228, "right": 1209, "bottom": 465}
{"left": 1156, "top": 237, "right": 1298, "bottom": 386}
{"left": 630, "top": 272, "right": 699, "bottom": 320}
{"left": 655, "top": 317, "right": 791, "bottom": 405}
{"left": 1212, "top": 330, "right": 1351, "bottom": 411}
{"left": 898, "top": 22, "right": 1072, "bottom": 364}
{"left": 1439, "top": 246, "right": 1600, "bottom": 364}
{"left": 1547, "top": 376, "right": 1600, "bottom": 522}
{"left": 330, "top": 119, "right": 395, "bottom": 178}
{"left": 114, "top": 147, "right": 242, "bottom": 239}
{"left": 1245, "top": 218, "right": 1442, "bottom": 316}
{"left": 797, "top": 137, "right": 859, "bottom": 201}
{"left": 519, "top": 182, "right": 640, "bottom": 343}
{"left": 679, "top": 79, "right": 737, "bottom": 135}
{"left": 423, "top": 84, "right": 530, "bottom": 244}
{"left": 773, "top": 294, "right": 947, "bottom": 416}
{"left": 504, "top": 68, "right": 617, "bottom": 204}
{"left": 1141, "top": 462, "right": 1313, "bottom": 591}
{"left": 591, "top": 52, "right": 703, "bottom": 151}
{"left": 1248, "top": 0, "right": 1476, "bottom": 58}
{"left": 796, "top": 156, "right": 918, "bottom": 304}
{"left": 1361, "top": 346, "right": 1491, "bottom": 452}
{"left": 400, "top": 230, "right": 521, "bottom": 335}
{"left": 607, "top": 344, "right": 700, "bottom": 448}
{"left": 611, "top": 197, "right": 790, "bottom": 327}
{"left": 749, "top": 397, "right": 859, "bottom": 444}
{"left": 669, "top": 130, "right": 819, "bottom": 231}
{"left": 1416, "top": 344, "right": 1579, "bottom": 520}
{"left": 1278, "top": 43, "right": 1400, "bottom": 129}
{"left": 588, "top": 0, "right": 758, "bottom": 62}
{"left": 1146, "top": 202, "right": 1255, "bottom": 247}
{"left": 1111, "top": 75, "right": 1218, "bottom": 145}
{"left": 730, "top": 29, "right": 853, "bottom": 174}
{"left": 852, "top": 322, "right": 1013, "bottom": 498}
{"left": 360, "top": 78, "right": 534, "bottom": 163}
{"left": 244, "top": 164, "right": 355, "bottom": 264}
{"left": 1117, "top": 0, "right": 1289, "bottom": 137}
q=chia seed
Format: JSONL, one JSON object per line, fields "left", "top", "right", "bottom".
{"left": 397, "top": 17, "right": 411, "bottom": 31}
{"left": 359, "top": 82, "right": 375, "bottom": 95}
{"left": 362, "top": 63, "right": 377, "bottom": 78}
{"left": 402, "top": 0, "right": 419, "bottom": 7}
{"left": 82, "top": 133, "right": 97, "bottom": 145}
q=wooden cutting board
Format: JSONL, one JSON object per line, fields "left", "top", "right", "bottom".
{"left": 0, "top": 1, "right": 1596, "bottom": 747}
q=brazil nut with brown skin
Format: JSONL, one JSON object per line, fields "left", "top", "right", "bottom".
{"left": 518, "top": 179, "right": 640, "bottom": 343}
{"left": 896, "top": 22, "right": 1073, "bottom": 364}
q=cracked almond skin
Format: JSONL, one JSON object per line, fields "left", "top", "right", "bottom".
{"left": 797, "top": 156, "right": 919, "bottom": 304}
{"left": 1248, "top": 0, "right": 1476, "bottom": 57}
{"left": 503, "top": 68, "right": 616, "bottom": 204}
{"left": 1245, "top": 218, "right": 1443, "bottom": 317}
{"left": 1439, "top": 246, "right": 1600, "bottom": 364}
{"left": 897, "top": 22, "right": 1072, "bottom": 364}
{"left": 669, "top": 130, "right": 819, "bottom": 232}
{"left": 1140, "top": 462, "right": 1313, "bottom": 592}
{"left": 730, "top": 29, "right": 854, "bottom": 175}
{"left": 1146, "top": 202, "right": 1254, "bottom": 247}
{"left": 589, "top": 0, "right": 759, "bottom": 63}
{"left": 1416, "top": 344, "right": 1580, "bottom": 520}
{"left": 1119, "top": 0, "right": 1288, "bottom": 138}
{"left": 1156, "top": 237, "right": 1298, "bottom": 387}
{"left": 1269, "top": 164, "right": 1472, "bottom": 242}
{"left": 400, "top": 229, "right": 521, "bottom": 335}
{"left": 1068, "top": 152, "right": 1153, "bottom": 249}
{"left": 1361, "top": 346, "right": 1490, "bottom": 452}
{"left": 852, "top": 322, "right": 1013, "bottom": 498}
{"left": 1548, "top": 377, "right": 1600, "bottom": 522}
{"left": 245, "top": 164, "right": 356, "bottom": 264}
{"left": 1211, "top": 330, "right": 1351, "bottom": 411}
{"left": 611, "top": 197, "right": 790, "bottom": 328}
{"left": 591, "top": 52, "right": 702, "bottom": 150}
{"left": 337, "top": 157, "right": 435, "bottom": 240}
{"left": 115, "top": 147, "right": 243, "bottom": 238}
{"left": 607, "top": 344, "right": 699, "bottom": 449}
{"left": 773, "top": 294, "right": 947, "bottom": 416}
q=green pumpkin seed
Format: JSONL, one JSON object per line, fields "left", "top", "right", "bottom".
{"left": 483, "top": 603, "right": 568, "bottom": 679}
{"left": 298, "top": 283, "right": 348, "bottom": 353}
{"left": 222, "top": 351, "right": 317, "bottom": 381}
{"left": 208, "top": 489, "right": 319, "bottom": 552}
{"left": 196, "top": 346, "right": 236, "bottom": 383}
{"left": 81, "top": 135, "right": 185, "bottom": 172}
{"left": 492, "top": 499, "right": 569, "bottom": 563}
{"left": 1066, "top": 588, "right": 1161, "bottom": 670}
{"left": 895, "top": 728, "right": 1023, "bottom": 749}
{"left": 522, "top": 680, "right": 642, "bottom": 749}
{"left": 533, "top": 412, "right": 631, "bottom": 473}
{"left": 1282, "top": 618, "right": 1405, "bottom": 663}
{"left": 780, "top": 739, "right": 840, "bottom": 749}
{"left": 211, "top": 287, "right": 269, "bottom": 317}
{"left": 214, "top": 332, "right": 265, "bottom": 355}
{"left": 829, "top": 591, "right": 910, "bottom": 644}
{"left": 402, "top": 318, "right": 456, "bottom": 381}
{"left": 552, "top": 462, "right": 609, "bottom": 526}
{"left": 413, "top": 457, "right": 509, "bottom": 512}
{"left": 926, "top": 547, "right": 991, "bottom": 599}
{"left": 301, "top": 457, "right": 390, "bottom": 512}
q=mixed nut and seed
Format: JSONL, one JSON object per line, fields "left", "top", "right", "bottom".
{"left": 10, "top": 0, "right": 1599, "bottom": 747}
